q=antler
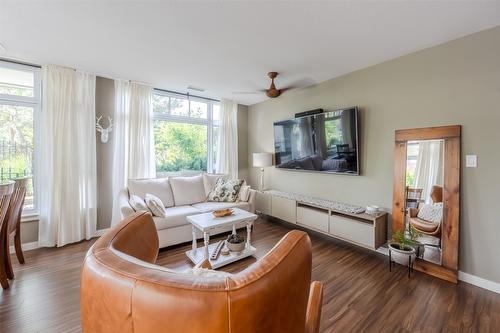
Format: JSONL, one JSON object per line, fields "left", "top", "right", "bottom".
{"left": 107, "top": 116, "right": 113, "bottom": 131}
{"left": 96, "top": 116, "right": 103, "bottom": 132}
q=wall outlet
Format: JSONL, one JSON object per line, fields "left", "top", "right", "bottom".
{"left": 466, "top": 155, "right": 477, "bottom": 168}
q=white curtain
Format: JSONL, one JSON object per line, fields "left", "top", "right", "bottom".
{"left": 111, "top": 80, "right": 155, "bottom": 225}
{"left": 38, "top": 65, "right": 97, "bottom": 247}
{"left": 216, "top": 99, "right": 238, "bottom": 179}
{"left": 414, "top": 140, "right": 444, "bottom": 204}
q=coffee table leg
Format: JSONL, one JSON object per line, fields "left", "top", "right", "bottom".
{"left": 204, "top": 231, "right": 210, "bottom": 261}
{"left": 232, "top": 224, "right": 236, "bottom": 235}
{"left": 192, "top": 225, "right": 197, "bottom": 255}
{"left": 246, "top": 222, "right": 252, "bottom": 249}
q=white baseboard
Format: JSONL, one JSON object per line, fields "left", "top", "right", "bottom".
{"left": 377, "top": 246, "right": 500, "bottom": 294}
{"left": 8, "top": 229, "right": 109, "bottom": 254}
{"left": 9, "top": 241, "right": 39, "bottom": 254}
{"left": 94, "top": 228, "right": 110, "bottom": 237}
{"left": 458, "top": 271, "right": 500, "bottom": 295}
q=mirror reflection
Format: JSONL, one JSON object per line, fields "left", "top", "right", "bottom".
{"left": 405, "top": 139, "right": 444, "bottom": 265}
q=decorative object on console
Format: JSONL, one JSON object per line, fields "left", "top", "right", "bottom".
{"left": 253, "top": 152, "right": 273, "bottom": 191}
{"left": 366, "top": 205, "right": 379, "bottom": 215}
{"left": 95, "top": 115, "right": 113, "bottom": 143}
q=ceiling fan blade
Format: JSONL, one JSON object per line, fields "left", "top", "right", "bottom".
{"left": 281, "top": 77, "right": 317, "bottom": 92}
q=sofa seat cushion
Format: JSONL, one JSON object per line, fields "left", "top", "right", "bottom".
{"left": 191, "top": 201, "right": 250, "bottom": 213}
{"left": 153, "top": 205, "right": 202, "bottom": 230}
{"left": 128, "top": 178, "right": 175, "bottom": 207}
{"left": 169, "top": 175, "right": 207, "bottom": 206}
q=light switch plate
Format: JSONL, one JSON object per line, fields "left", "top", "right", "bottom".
{"left": 466, "top": 155, "right": 477, "bottom": 168}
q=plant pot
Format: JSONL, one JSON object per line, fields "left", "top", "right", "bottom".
{"left": 409, "top": 241, "right": 425, "bottom": 258}
{"left": 389, "top": 242, "right": 416, "bottom": 266}
{"left": 226, "top": 239, "right": 246, "bottom": 252}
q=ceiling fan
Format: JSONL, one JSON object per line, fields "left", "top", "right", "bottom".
{"left": 233, "top": 72, "right": 310, "bottom": 99}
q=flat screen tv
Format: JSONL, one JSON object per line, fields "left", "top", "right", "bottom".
{"left": 273, "top": 107, "right": 359, "bottom": 175}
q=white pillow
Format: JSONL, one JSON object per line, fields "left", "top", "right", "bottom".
{"left": 128, "top": 178, "right": 174, "bottom": 208}
{"left": 129, "top": 195, "right": 150, "bottom": 212}
{"left": 417, "top": 203, "right": 443, "bottom": 224}
{"left": 203, "top": 173, "right": 227, "bottom": 196}
{"left": 169, "top": 175, "right": 207, "bottom": 206}
{"left": 239, "top": 185, "right": 251, "bottom": 202}
{"left": 145, "top": 193, "right": 167, "bottom": 217}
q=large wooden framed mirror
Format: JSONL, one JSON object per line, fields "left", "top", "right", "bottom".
{"left": 392, "top": 125, "right": 460, "bottom": 283}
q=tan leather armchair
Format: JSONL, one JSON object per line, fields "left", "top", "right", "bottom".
{"left": 81, "top": 212, "right": 323, "bottom": 333}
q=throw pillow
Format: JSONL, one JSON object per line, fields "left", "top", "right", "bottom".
{"left": 169, "top": 175, "right": 207, "bottom": 206}
{"left": 128, "top": 178, "right": 175, "bottom": 208}
{"left": 203, "top": 173, "right": 227, "bottom": 196}
{"left": 145, "top": 193, "right": 167, "bottom": 217}
{"left": 207, "top": 178, "right": 245, "bottom": 203}
{"left": 129, "top": 194, "right": 150, "bottom": 212}
{"left": 239, "top": 185, "right": 251, "bottom": 202}
{"left": 417, "top": 203, "right": 443, "bottom": 224}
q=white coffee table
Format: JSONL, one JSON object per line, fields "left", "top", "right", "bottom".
{"left": 186, "top": 207, "right": 258, "bottom": 269}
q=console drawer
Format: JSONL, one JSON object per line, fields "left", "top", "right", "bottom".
{"left": 330, "top": 214, "right": 374, "bottom": 248}
{"left": 297, "top": 205, "right": 329, "bottom": 233}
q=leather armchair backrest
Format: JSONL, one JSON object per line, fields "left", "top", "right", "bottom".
{"left": 81, "top": 212, "right": 312, "bottom": 333}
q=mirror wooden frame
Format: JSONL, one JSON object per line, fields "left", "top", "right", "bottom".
{"left": 392, "top": 125, "right": 460, "bottom": 283}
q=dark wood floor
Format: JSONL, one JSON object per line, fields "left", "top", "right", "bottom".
{"left": 1, "top": 217, "right": 500, "bottom": 332}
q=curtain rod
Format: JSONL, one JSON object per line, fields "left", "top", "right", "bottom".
{"left": 0, "top": 57, "right": 41, "bottom": 69}
{"left": 154, "top": 88, "right": 220, "bottom": 103}
{"left": 1, "top": 58, "right": 221, "bottom": 103}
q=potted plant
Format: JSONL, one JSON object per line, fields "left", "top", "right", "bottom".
{"left": 389, "top": 230, "right": 416, "bottom": 266}
{"left": 407, "top": 225, "right": 425, "bottom": 258}
{"left": 226, "top": 234, "right": 246, "bottom": 252}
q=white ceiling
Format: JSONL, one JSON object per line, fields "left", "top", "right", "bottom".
{"left": 1, "top": 1, "right": 500, "bottom": 105}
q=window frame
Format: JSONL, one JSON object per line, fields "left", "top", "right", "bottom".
{"left": 152, "top": 90, "right": 219, "bottom": 174}
{"left": 0, "top": 60, "right": 41, "bottom": 217}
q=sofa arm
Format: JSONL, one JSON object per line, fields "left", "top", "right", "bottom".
{"left": 246, "top": 189, "right": 257, "bottom": 213}
{"left": 118, "top": 188, "right": 134, "bottom": 218}
{"left": 305, "top": 281, "right": 323, "bottom": 333}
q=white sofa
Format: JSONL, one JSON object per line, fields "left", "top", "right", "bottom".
{"left": 118, "top": 174, "right": 257, "bottom": 248}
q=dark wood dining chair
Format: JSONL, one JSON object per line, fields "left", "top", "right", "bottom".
{"left": 4, "top": 178, "right": 29, "bottom": 280}
{"left": 0, "top": 181, "right": 15, "bottom": 289}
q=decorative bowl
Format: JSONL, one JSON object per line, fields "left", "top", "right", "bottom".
{"left": 213, "top": 208, "right": 234, "bottom": 218}
{"left": 226, "top": 234, "right": 245, "bottom": 252}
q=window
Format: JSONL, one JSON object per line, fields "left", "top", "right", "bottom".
{"left": 0, "top": 61, "right": 40, "bottom": 214}
{"left": 406, "top": 142, "right": 419, "bottom": 186}
{"left": 153, "top": 91, "right": 219, "bottom": 176}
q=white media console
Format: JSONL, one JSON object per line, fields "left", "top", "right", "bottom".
{"left": 256, "top": 190, "right": 388, "bottom": 250}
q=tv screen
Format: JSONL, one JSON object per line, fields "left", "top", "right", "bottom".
{"left": 273, "top": 107, "right": 359, "bottom": 175}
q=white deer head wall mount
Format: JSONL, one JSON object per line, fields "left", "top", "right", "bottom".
{"left": 96, "top": 116, "right": 113, "bottom": 143}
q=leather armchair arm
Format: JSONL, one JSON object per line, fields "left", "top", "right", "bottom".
{"left": 305, "top": 281, "right": 323, "bottom": 333}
